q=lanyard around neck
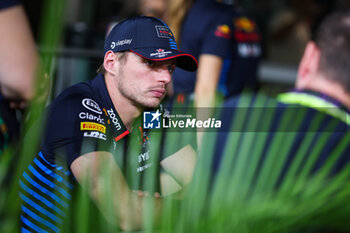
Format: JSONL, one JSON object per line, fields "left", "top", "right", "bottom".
{"left": 277, "top": 92, "right": 350, "bottom": 126}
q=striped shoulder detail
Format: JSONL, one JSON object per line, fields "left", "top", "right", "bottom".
{"left": 19, "top": 152, "right": 75, "bottom": 233}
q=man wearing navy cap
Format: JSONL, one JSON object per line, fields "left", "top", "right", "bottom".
{"left": 19, "top": 16, "right": 197, "bottom": 232}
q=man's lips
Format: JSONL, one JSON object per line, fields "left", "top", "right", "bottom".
{"left": 150, "top": 89, "right": 166, "bottom": 98}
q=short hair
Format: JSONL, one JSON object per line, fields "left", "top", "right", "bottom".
{"left": 97, "top": 51, "right": 128, "bottom": 75}
{"left": 315, "top": 11, "right": 350, "bottom": 93}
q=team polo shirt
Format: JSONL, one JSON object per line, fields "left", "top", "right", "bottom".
{"left": 212, "top": 90, "right": 350, "bottom": 183}
{"left": 0, "top": 0, "right": 20, "bottom": 9}
{"left": 19, "top": 74, "right": 160, "bottom": 233}
{"left": 172, "top": 0, "right": 233, "bottom": 93}
{"left": 222, "top": 7, "right": 262, "bottom": 97}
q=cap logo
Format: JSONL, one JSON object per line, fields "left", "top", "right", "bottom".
{"left": 150, "top": 48, "right": 172, "bottom": 58}
{"left": 111, "top": 39, "right": 133, "bottom": 49}
{"left": 155, "top": 25, "right": 173, "bottom": 39}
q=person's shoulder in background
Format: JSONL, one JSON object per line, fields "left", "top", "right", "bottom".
{"left": 0, "top": 0, "right": 21, "bottom": 10}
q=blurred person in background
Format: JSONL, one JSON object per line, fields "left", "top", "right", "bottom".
{"left": 165, "top": 0, "right": 261, "bottom": 148}
{"left": 0, "top": 0, "right": 38, "bottom": 154}
{"left": 167, "top": 0, "right": 232, "bottom": 108}
{"left": 19, "top": 16, "right": 197, "bottom": 232}
{"left": 213, "top": 11, "right": 350, "bottom": 190}
{"left": 267, "top": 0, "right": 336, "bottom": 65}
{"left": 165, "top": 0, "right": 232, "bottom": 150}
{"left": 138, "top": 0, "right": 167, "bottom": 21}
{"left": 219, "top": 0, "right": 262, "bottom": 98}
{"left": 167, "top": 0, "right": 261, "bottom": 106}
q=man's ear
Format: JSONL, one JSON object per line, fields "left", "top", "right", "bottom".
{"left": 103, "top": 51, "right": 117, "bottom": 75}
{"left": 296, "top": 41, "right": 321, "bottom": 89}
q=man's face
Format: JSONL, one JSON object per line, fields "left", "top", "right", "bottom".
{"left": 116, "top": 52, "right": 175, "bottom": 108}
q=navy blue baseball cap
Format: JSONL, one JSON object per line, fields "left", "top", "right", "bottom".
{"left": 104, "top": 16, "right": 198, "bottom": 72}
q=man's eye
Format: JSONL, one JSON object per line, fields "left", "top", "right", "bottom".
{"left": 168, "top": 66, "right": 175, "bottom": 73}
{"left": 145, "top": 60, "right": 155, "bottom": 67}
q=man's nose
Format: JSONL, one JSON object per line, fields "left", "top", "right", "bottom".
{"left": 156, "top": 67, "right": 172, "bottom": 84}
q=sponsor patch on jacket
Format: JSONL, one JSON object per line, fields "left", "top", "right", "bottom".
{"left": 81, "top": 122, "right": 106, "bottom": 133}
{"left": 82, "top": 98, "right": 102, "bottom": 114}
{"left": 214, "top": 24, "right": 232, "bottom": 39}
{"left": 234, "top": 17, "right": 256, "bottom": 32}
{"left": 84, "top": 131, "right": 107, "bottom": 140}
{"left": 233, "top": 17, "right": 261, "bottom": 42}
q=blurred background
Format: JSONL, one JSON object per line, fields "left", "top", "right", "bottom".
{"left": 21, "top": 0, "right": 350, "bottom": 98}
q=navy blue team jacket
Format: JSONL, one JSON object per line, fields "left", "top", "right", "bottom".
{"left": 0, "top": 0, "right": 20, "bottom": 9}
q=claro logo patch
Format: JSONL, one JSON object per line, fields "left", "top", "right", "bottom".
{"left": 82, "top": 98, "right": 102, "bottom": 114}
{"left": 81, "top": 122, "right": 106, "bottom": 133}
